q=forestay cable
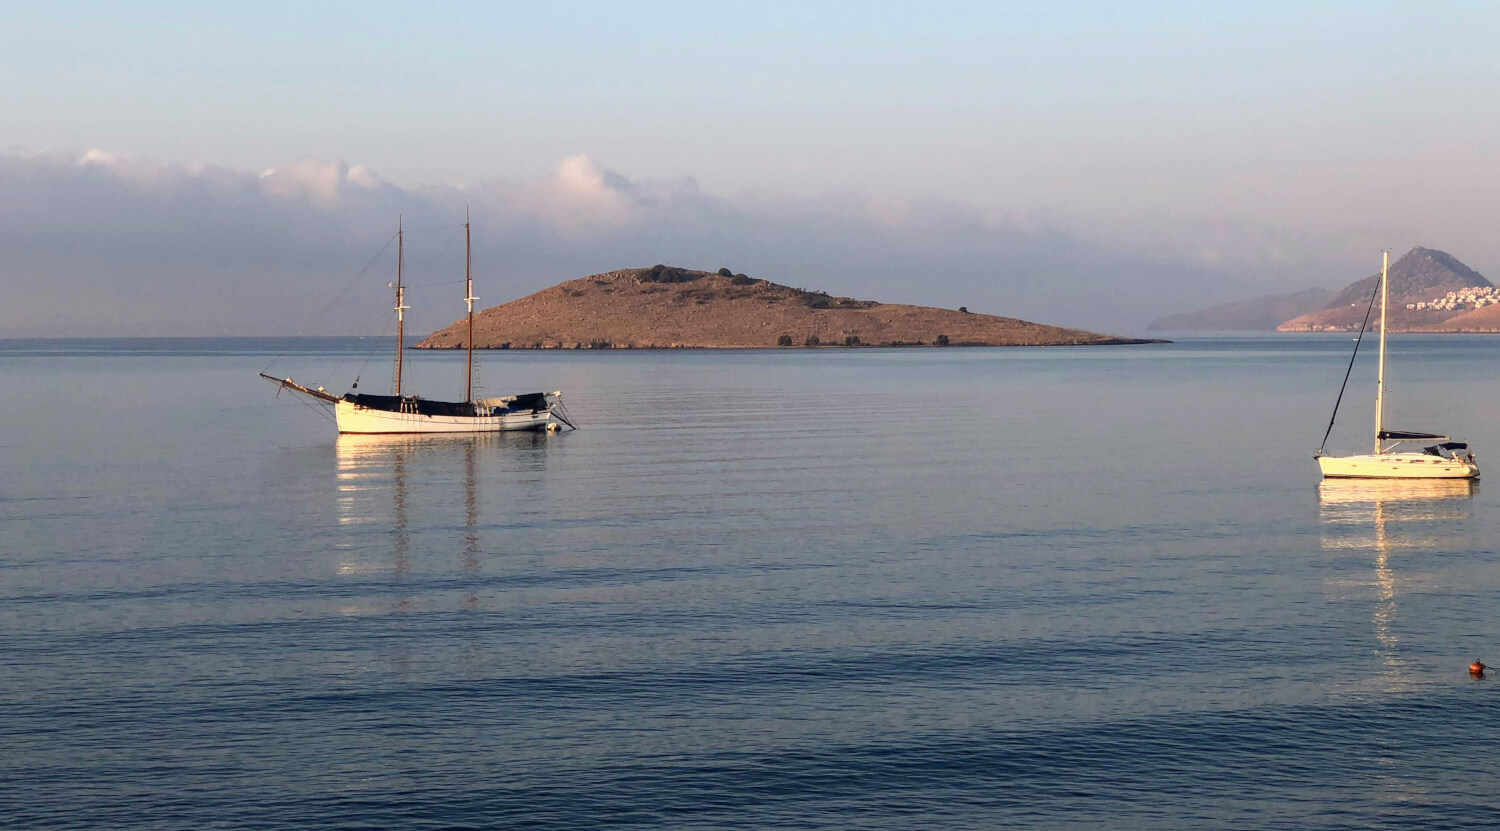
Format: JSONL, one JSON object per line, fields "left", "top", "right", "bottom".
{"left": 261, "top": 231, "right": 399, "bottom": 374}
{"left": 1318, "top": 275, "right": 1383, "bottom": 452}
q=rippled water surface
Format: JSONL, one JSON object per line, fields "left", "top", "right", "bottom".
{"left": 5, "top": 336, "right": 1500, "bottom": 828}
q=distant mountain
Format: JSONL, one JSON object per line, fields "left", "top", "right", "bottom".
{"left": 1320, "top": 247, "right": 1490, "bottom": 310}
{"left": 418, "top": 266, "right": 1164, "bottom": 349}
{"left": 1279, "top": 247, "right": 1493, "bottom": 332}
{"left": 1147, "top": 287, "right": 1334, "bottom": 332}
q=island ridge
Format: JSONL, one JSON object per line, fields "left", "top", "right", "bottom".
{"left": 418, "top": 265, "right": 1160, "bottom": 349}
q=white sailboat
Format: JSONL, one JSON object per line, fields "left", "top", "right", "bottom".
{"left": 262, "top": 214, "right": 575, "bottom": 435}
{"left": 1315, "top": 251, "right": 1476, "bottom": 479}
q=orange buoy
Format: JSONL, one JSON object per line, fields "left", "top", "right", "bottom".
{"left": 1471, "top": 660, "right": 1486, "bottom": 676}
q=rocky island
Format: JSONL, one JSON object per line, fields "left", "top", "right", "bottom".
{"left": 417, "top": 265, "right": 1163, "bottom": 349}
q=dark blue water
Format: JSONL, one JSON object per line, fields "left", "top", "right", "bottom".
{"left": 5, "top": 336, "right": 1500, "bottom": 828}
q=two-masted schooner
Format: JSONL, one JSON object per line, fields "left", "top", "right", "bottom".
{"left": 1315, "top": 251, "right": 1476, "bottom": 479}
{"left": 262, "top": 215, "right": 574, "bottom": 435}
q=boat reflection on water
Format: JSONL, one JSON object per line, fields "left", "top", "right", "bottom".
{"left": 333, "top": 432, "right": 557, "bottom": 612}
{"left": 1319, "top": 478, "right": 1477, "bottom": 691}
{"left": 1317, "top": 478, "right": 1477, "bottom": 509}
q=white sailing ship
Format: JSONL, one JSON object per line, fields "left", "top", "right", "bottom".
{"left": 1314, "top": 251, "right": 1475, "bottom": 479}
{"left": 262, "top": 214, "right": 575, "bottom": 435}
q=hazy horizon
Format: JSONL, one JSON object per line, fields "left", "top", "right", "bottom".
{"left": 4, "top": 1, "right": 1499, "bottom": 337}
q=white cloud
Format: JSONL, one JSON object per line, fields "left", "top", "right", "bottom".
{"left": 259, "top": 159, "right": 369, "bottom": 203}
{"left": 346, "top": 164, "right": 385, "bottom": 190}
{"left": 77, "top": 148, "right": 120, "bottom": 167}
{"left": 554, "top": 154, "right": 618, "bottom": 201}
{"left": 0, "top": 148, "right": 1392, "bottom": 337}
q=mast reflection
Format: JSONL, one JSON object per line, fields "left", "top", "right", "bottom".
{"left": 334, "top": 432, "right": 555, "bottom": 611}
{"left": 462, "top": 439, "right": 479, "bottom": 611}
{"left": 392, "top": 438, "right": 410, "bottom": 610}
{"left": 1318, "top": 479, "right": 1476, "bottom": 689}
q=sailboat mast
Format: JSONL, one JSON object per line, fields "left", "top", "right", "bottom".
{"left": 395, "top": 216, "right": 408, "bottom": 398}
{"left": 1374, "top": 250, "right": 1388, "bottom": 454}
{"left": 465, "top": 206, "right": 476, "bottom": 402}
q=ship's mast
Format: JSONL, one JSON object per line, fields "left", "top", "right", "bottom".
{"left": 1374, "top": 250, "right": 1388, "bottom": 454}
{"left": 394, "top": 216, "right": 408, "bottom": 398}
{"left": 465, "top": 206, "right": 477, "bottom": 402}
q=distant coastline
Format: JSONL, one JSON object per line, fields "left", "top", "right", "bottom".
{"left": 1151, "top": 248, "right": 1495, "bottom": 334}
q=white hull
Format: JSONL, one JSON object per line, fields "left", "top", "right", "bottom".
{"left": 1317, "top": 452, "right": 1478, "bottom": 480}
{"left": 335, "top": 396, "right": 562, "bottom": 434}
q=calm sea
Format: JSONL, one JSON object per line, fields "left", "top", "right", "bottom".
{"left": 4, "top": 335, "right": 1500, "bottom": 829}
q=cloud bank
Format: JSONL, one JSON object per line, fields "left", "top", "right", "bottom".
{"left": 0, "top": 149, "right": 1378, "bottom": 337}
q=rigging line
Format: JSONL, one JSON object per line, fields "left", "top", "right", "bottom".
{"left": 334, "top": 328, "right": 392, "bottom": 394}
{"left": 261, "top": 231, "right": 399, "bottom": 374}
{"left": 286, "top": 386, "right": 336, "bottom": 422}
{"left": 1330, "top": 420, "right": 1362, "bottom": 448}
{"left": 1319, "top": 275, "right": 1384, "bottom": 452}
{"left": 405, "top": 279, "right": 467, "bottom": 287}
{"left": 354, "top": 313, "right": 396, "bottom": 387}
{"left": 388, "top": 223, "right": 468, "bottom": 236}
{"left": 322, "top": 313, "right": 396, "bottom": 392}
{"left": 317, "top": 306, "right": 396, "bottom": 388}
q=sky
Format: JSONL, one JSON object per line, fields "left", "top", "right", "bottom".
{"left": 3, "top": 0, "right": 1498, "bottom": 336}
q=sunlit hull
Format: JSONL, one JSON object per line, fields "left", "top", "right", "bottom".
{"left": 1317, "top": 452, "right": 1478, "bottom": 480}
{"left": 335, "top": 396, "right": 561, "bottom": 434}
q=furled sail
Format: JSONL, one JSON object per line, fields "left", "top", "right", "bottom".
{"left": 1378, "top": 430, "right": 1449, "bottom": 441}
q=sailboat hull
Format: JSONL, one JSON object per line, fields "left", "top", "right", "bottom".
{"left": 1318, "top": 453, "right": 1478, "bottom": 480}
{"left": 335, "top": 397, "right": 561, "bottom": 434}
